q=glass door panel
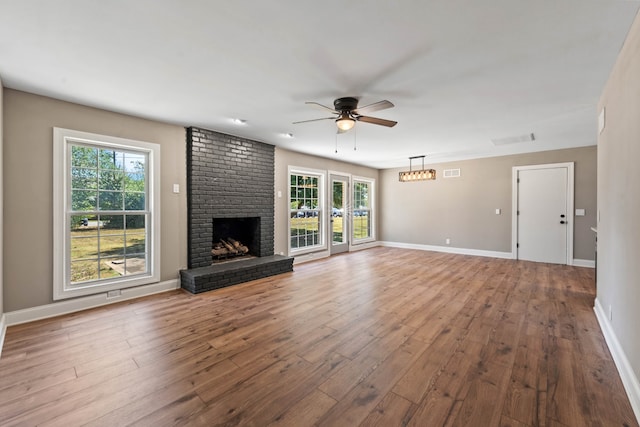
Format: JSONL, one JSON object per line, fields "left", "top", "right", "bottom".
{"left": 330, "top": 174, "right": 349, "bottom": 255}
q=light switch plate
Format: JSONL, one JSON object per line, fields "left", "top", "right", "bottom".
{"left": 575, "top": 208, "right": 585, "bottom": 216}
{"left": 173, "top": 184, "right": 180, "bottom": 193}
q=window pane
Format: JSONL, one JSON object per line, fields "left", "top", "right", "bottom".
{"left": 124, "top": 256, "right": 147, "bottom": 276}
{"left": 98, "top": 191, "right": 123, "bottom": 210}
{"left": 71, "top": 168, "right": 97, "bottom": 190}
{"left": 100, "top": 235, "right": 125, "bottom": 256}
{"left": 71, "top": 260, "right": 99, "bottom": 283}
{"left": 99, "top": 170, "right": 124, "bottom": 191}
{"left": 124, "top": 172, "right": 145, "bottom": 192}
{"left": 72, "top": 190, "right": 97, "bottom": 211}
{"left": 99, "top": 149, "right": 124, "bottom": 170}
{"left": 126, "top": 233, "right": 146, "bottom": 255}
{"left": 101, "top": 215, "right": 125, "bottom": 233}
{"left": 126, "top": 214, "right": 146, "bottom": 230}
{"left": 71, "top": 235, "right": 98, "bottom": 260}
{"left": 354, "top": 210, "right": 371, "bottom": 239}
{"left": 71, "top": 146, "right": 98, "bottom": 168}
{"left": 100, "top": 261, "right": 121, "bottom": 279}
{"left": 125, "top": 192, "right": 145, "bottom": 210}
{"left": 124, "top": 153, "right": 145, "bottom": 173}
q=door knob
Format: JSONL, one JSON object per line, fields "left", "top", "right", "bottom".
{"left": 560, "top": 214, "right": 565, "bottom": 218}
{"left": 560, "top": 220, "right": 566, "bottom": 224}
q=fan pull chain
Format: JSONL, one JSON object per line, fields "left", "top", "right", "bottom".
{"left": 335, "top": 132, "right": 338, "bottom": 153}
{"left": 353, "top": 126, "right": 357, "bottom": 151}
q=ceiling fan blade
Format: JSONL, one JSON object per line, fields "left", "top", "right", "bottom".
{"left": 352, "top": 100, "right": 394, "bottom": 115}
{"left": 305, "top": 101, "right": 338, "bottom": 113}
{"left": 292, "top": 117, "right": 335, "bottom": 124}
{"left": 356, "top": 115, "right": 398, "bottom": 127}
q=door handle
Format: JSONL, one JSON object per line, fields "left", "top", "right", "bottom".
{"left": 560, "top": 220, "right": 566, "bottom": 224}
{"left": 560, "top": 214, "right": 565, "bottom": 218}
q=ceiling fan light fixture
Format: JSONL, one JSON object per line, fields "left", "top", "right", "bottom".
{"left": 336, "top": 113, "right": 355, "bottom": 131}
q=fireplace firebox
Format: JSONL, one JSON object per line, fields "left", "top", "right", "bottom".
{"left": 212, "top": 217, "right": 260, "bottom": 260}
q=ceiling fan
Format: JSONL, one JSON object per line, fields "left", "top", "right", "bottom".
{"left": 293, "top": 97, "right": 397, "bottom": 133}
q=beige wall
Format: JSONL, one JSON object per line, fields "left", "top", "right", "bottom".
{"left": 274, "top": 147, "right": 379, "bottom": 256}
{"left": 598, "top": 12, "right": 640, "bottom": 393}
{"left": 3, "top": 89, "right": 187, "bottom": 312}
{"left": 380, "top": 146, "right": 597, "bottom": 260}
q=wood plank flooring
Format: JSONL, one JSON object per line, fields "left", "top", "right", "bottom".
{"left": 0, "top": 247, "right": 637, "bottom": 426}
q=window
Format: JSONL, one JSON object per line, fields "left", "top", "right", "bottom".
{"left": 353, "top": 178, "right": 374, "bottom": 242}
{"left": 289, "top": 168, "right": 324, "bottom": 253}
{"left": 53, "top": 128, "right": 160, "bottom": 300}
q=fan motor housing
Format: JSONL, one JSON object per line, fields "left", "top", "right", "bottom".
{"left": 333, "top": 97, "right": 358, "bottom": 111}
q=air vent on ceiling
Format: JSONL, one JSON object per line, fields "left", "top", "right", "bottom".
{"left": 491, "top": 133, "right": 535, "bottom": 146}
{"left": 443, "top": 168, "right": 460, "bottom": 178}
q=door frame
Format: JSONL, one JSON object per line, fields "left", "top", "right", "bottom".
{"left": 328, "top": 171, "right": 351, "bottom": 255}
{"left": 511, "top": 162, "right": 574, "bottom": 264}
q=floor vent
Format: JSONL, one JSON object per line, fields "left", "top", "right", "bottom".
{"left": 443, "top": 168, "right": 461, "bottom": 178}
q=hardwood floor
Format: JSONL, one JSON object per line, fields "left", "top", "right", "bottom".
{"left": 0, "top": 247, "right": 637, "bottom": 426}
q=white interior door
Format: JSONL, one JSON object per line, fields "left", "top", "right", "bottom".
{"left": 516, "top": 166, "right": 571, "bottom": 264}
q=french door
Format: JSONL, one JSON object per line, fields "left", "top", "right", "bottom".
{"left": 330, "top": 174, "right": 349, "bottom": 255}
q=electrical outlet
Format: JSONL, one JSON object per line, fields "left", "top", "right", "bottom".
{"left": 445, "top": 238, "right": 451, "bottom": 245}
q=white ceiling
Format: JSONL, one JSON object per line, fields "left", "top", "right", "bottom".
{"left": 1, "top": 1, "right": 638, "bottom": 169}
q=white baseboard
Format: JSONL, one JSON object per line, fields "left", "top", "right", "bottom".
{"left": 4, "top": 279, "right": 180, "bottom": 327}
{"left": 349, "top": 241, "right": 380, "bottom": 252}
{"left": 293, "top": 240, "right": 383, "bottom": 265}
{"left": 293, "top": 250, "right": 330, "bottom": 265}
{"left": 573, "top": 258, "right": 596, "bottom": 268}
{"left": 380, "top": 241, "right": 514, "bottom": 259}
{"left": 594, "top": 298, "right": 640, "bottom": 423}
{"left": 0, "top": 314, "right": 6, "bottom": 358}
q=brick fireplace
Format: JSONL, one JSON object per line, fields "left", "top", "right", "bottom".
{"left": 180, "top": 127, "right": 293, "bottom": 293}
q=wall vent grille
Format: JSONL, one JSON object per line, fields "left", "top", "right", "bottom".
{"left": 443, "top": 168, "right": 461, "bottom": 178}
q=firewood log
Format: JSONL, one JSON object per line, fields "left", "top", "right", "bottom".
{"left": 220, "top": 239, "right": 238, "bottom": 254}
{"left": 227, "top": 238, "right": 249, "bottom": 254}
{"left": 211, "top": 247, "right": 229, "bottom": 257}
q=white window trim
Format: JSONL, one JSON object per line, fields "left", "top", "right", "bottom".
{"left": 53, "top": 128, "right": 161, "bottom": 300}
{"left": 352, "top": 175, "right": 376, "bottom": 244}
{"left": 287, "top": 166, "right": 326, "bottom": 256}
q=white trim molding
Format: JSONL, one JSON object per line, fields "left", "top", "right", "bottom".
{"left": 0, "top": 314, "right": 6, "bottom": 358}
{"left": 380, "top": 241, "right": 513, "bottom": 259}
{"left": 4, "top": 279, "right": 179, "bottom": 327}
{"left": 594, "top": 298, "right": 640, "bottom": 423}
{"left": 294, "top": 240, "right": 381, "bottom": 265}
{"left": 572, "top": 259, "right": 596, "bottom": 268}
{"left": 293, "top": 250, "right": 330, "bottom": 265}
{"left": 350, "top": 241, "right": 380, "bottom": 252}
